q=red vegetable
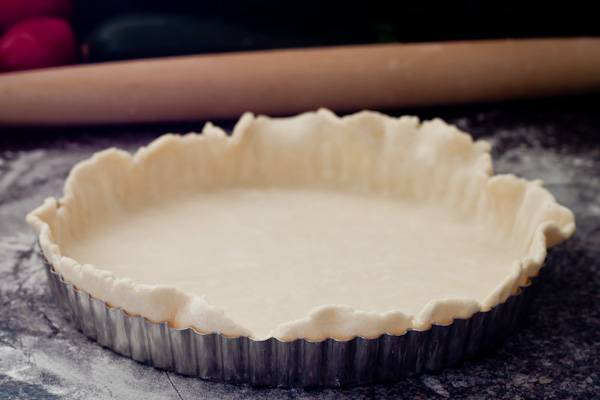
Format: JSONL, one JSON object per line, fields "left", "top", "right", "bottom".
{"left": 0, "top": 0, "right": 73, "bottom": 30}
{"left": 0, "top": 17, "right": 77, "bottom": 72}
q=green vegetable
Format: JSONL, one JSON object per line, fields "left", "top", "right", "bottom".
{"left": 84, "top": 13, "right": 395, "bottom": 62}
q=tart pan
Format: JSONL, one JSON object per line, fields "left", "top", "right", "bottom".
{"left": 42, "top": 254, "right": 540, "bottom": 387}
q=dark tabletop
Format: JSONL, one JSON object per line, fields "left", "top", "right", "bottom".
{"left": 1, "top": 96, "right": 599, "bottom": 399}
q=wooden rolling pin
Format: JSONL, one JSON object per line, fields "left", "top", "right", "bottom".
{"left": 1, "top": 37, "right": 599, "bottom": 125}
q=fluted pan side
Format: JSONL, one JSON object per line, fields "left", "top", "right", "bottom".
{"left": 42, "top": 255, "right": 539, "bottom": 387}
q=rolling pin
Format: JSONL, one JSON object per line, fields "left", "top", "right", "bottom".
{"left": 1, "top": 37, "right": 599, "bottom": 125}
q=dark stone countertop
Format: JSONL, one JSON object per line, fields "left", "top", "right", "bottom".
{"left": 1, "top": 96, "right": 599, "bottom": 399}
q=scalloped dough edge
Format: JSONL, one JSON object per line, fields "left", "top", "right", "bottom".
{"left": 26, "top": 108, "right": 575, "bottom": 341}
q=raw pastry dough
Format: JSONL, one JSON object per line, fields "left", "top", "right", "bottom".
{"left": 27, "top": 109, "right": 575, "bottom": 341}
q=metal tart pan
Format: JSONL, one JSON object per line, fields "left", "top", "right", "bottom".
{"left": 42, "top": 256, "right": 539, "bottom": 387}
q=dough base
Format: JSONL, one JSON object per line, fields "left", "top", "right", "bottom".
{"left": 65, "top": 188, "right": 518, "bottom": 339}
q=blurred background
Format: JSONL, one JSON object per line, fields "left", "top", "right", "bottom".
{"left": 73, "top": 0, "right": 600, "bottom": 42}
{"left": 71, "top": 1, "right": 600, "bottom": 58}
{"left": 2, "top": 0, "right": 600, "bottom": 70}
